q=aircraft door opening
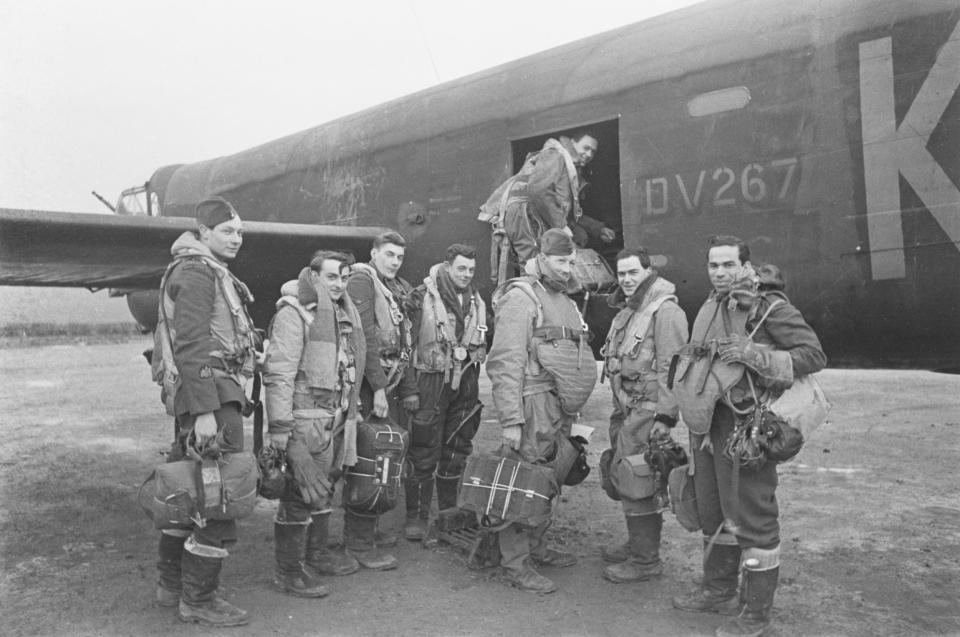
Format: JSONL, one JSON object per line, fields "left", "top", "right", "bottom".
{"left": 511, "top": 119, "right": 623, "bottom": 263}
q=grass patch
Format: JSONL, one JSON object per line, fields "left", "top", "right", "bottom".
{"left": 0, "top": 322, "right": 144, "bottom": 348}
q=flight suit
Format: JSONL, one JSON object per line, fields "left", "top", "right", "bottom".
{"left": 343, "top": 263, "right": 416, "bottom": 568}
{"left": 486, "top": 268, "right": 597, "bottom": 592}
{"left": 600, "top": 274, "right": 688, "bottom": 582}
{"left": 674, "top": 289, "right": 825, "bottom": 636}
{"left": 263, "top": 275, "right": 366, "bottom": 596}
{"left": 155, "top": 230, "right": 257, "bottom": 626}
{"left": 404, "top": 264, "right": 486, "bottom": 537}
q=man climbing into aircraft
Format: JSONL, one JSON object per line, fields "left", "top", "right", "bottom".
{"left": 402, "top": 243, "right": 487, "bottom": 541}
{"left": 343, "top": 230, "right": 417, "bottom": 569}
{"left": 671, "top": 235, "right": 826, "bottom": 637}
{"left": 501, "top": 130, "right": 616, "bottom": 267}
{"left": 154, "top": 196, "right": 259, "bottom": 627}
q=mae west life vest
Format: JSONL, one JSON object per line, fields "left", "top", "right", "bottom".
{"left": 350, "top": 263, "right": 411, "bottom": 360}
{"left": 414, "top": 265, "right": 487, "bottom": 380}
{"left": 151, "top": 254, "right": 258, "bottom": 416}
{"left": 602, "top": 284, "right": 678, "bottom": 382}
{"left": 271, "top": 295, "right": 358, "bottom": 415}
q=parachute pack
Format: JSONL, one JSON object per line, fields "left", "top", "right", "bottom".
{"left": 151, "top": 261, "right": 182, "bottom": 417}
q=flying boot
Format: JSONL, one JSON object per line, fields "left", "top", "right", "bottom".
{"left": 344, "top": 509, "right": 398, "bottom": 570}
{"left": 601, "top": 513, "right": 643, "bottom": 563}
{"left": 178, "top": 538, "right": 249, "bottom": 627}
{"left": 435, "top": 472, "right": 460, "bottom": 511}
{"left": 672, "top": 539, "right": 742, "bottom": 615}
{"left": 273, "top": 520, "right": 329, "bottom": 598}
{"left": 603, "top": 513, "right": 663, "bottom": 582}
{"left": 529, "top": 520, "right": 577, "bottom": 568}
{"left": 499, "top": 525, "right": 557, "bottom": 594}
{"left": 403, "top": 477, "right": 432, "bottom": 541}
{"left": 716, "top": 549, "right": 779, "bottom": 637}
{"left": 306, "top": 511, "right": 359, "bottom": 576}
{"left": 156, "top": 531, "right": 188, "bottom": 607}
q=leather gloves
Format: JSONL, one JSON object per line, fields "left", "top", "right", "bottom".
{"left": 285, "top": 433, "right": 331, "bottom": 505}
{"left": 717, "top": 334, "right": 764, "bottom": 372}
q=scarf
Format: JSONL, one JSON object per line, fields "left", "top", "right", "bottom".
{"left": 433, "top": 264, "right": 472, "bottom": 338}
{"left": 292, "top": 267, "right": 366, "bottom": 466}
{"left": 543, "top": 137, "right": 582, "bottom": 220}
{"left": 533, "top": 254, "right": 582, "bottom": 295}
{"left": 608, "top": 270, "right": 660, "bottom": 311}
{"left": 296, "top": 267, "right": 340, "bottom": 391}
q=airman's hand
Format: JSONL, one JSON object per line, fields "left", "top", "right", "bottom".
{"left": 502, "top": 424, "right": 523, "bottom": 450}
{"left": 373, "top": 389, "right": 389, "bottom": 418}
{"left": 717, "top": 334, "right": 762, "bottom": 371}
{"left": 268, "top": 432, "right": 291, "bottom": 450}
{"left": 402, "top": 394, "right": 420, "bottom": 413}
{"left": 194, "top": 412, "right": 218, "bottom": 442}
{"left": 599, "top": 227, "right": 616, "bottom": 243}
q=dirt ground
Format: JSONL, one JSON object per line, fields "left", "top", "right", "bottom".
{"left": 1, "top": 337, "right": 959, "bottom": 637}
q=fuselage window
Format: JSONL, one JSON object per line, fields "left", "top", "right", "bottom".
{"left": 687, "top": 87, "right": 751, "bottom": 117}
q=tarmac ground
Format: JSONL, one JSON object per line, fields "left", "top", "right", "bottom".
{"left": 1, "top": 337, "right": 959, "bottom": 636}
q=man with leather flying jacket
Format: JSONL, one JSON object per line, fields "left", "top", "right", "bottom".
{"left": 154, "top": 197, "right": 259, "bottom": 627}
{"left": 262, "top": 251, "right": 366, "bottom": 598}
{"left": 344, "top": 230, "right": 417, "bottom": 569}
{"left": 671, "top": 235, "right": 826, "bottom": 637}
{"left": 502, "top": 131, "right": 615, "bottom": 267}
{"left": 403, "top": 244, "right": 488, "bottom": 541}
{"left": 599, "top": 247, "right": 688, "bottom": 584}
{"left": 486, "top": 229, "right": 598, "bottom": 594}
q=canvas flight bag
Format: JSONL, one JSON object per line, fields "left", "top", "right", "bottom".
{"left": 599, "top": 448, "right": 620, "bottom": 501}
{"left": 458, "top": 453, "right": 558, "bottom": 528}
{"left": 768, "top": 373, "right": 831, "bottom": 438}
{"left": 611, "top": 453, "right": 658, "bottom": 500}
{"left": 140, "top": 451, "right": 258, "bottom": 530}
{"left": 342, "top": 419, "right": 408, "bottom": 514}
{"left": 570, "top": 248, "right": 616, "bottom": 292}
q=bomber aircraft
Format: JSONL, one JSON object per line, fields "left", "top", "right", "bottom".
{"left": 1, "top": 0, "right": 958, "bottom": 369}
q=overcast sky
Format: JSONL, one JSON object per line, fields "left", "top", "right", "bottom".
{"left": 0, "top": 0, "right": 702, "bottom": 213}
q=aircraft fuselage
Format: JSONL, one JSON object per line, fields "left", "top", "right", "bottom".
{"left": 130, "top": 0, "right": 960, "bottom": 369}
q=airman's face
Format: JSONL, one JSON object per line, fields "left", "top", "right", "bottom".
{"left": 617, "top": 256, "right": 650, "bottom": 297}
{"left": 707, "top": 245, "right": 747, "bottom": 293}
{"left": 200, "top": 216, "right": 243, "bottom": 261}
{"left": 311, "top": 259, "right": 348, "bottom": 301}
{"left": 370, "top": 242, "right": 405, "bottom": 280}
{"left": 446, "top": 255, "right": 476, "bottom": 290}
{"left": 572, "top": 135, "right": 598, "bottom": 166}
{"left": 541, "top": 252, "right": 576, "bottom": 281}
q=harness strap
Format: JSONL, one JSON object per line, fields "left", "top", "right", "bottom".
{"left": 532, "top": 325, "right": 583, "bottom": 342}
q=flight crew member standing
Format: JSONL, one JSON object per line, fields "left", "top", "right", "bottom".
{"left": 671, "top": 236, "right": 826, "bottom": 637}
{"left": 502, "top": 130, "right": 615, "bottom": 267}
{"left": 343, "top": 230, "right": 416, "bottom": 570}
{"left": 262, "top": 252, "right": 366, "bottom": 598}
{"left": 486, "top": 228, "right": 598, "bottom": 594}
{"left": 155, "top": 196, "right": 259, "bottom": 627}
{"left": 600, "top": 247, "right": 688, "bottom": 583}
{"left": 403, "top": 244, "right": 487, "bottom": 540}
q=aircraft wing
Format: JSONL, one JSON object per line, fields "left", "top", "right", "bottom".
{"left": 0, "top": 208, "right": 387, "bottom": 290}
